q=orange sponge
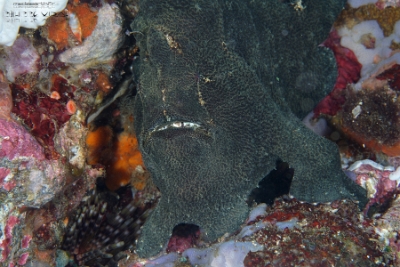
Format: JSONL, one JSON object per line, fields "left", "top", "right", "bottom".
{"left": 46, "top": 3, "right": 98, "bottom": 50}
{"left": 86, "top": 125, "right": 113, "bottom": 165}
{"left": 85, "top": 125, "right": 147, "bottom": 191}
{"left": 70, "top": 3, "right": 98, "bottom": 40}
{"left": 47, "top": 16, "right": 69, "bottom": 50}
{"left": 106, "top": 132, "right": 145, "bottom": 191}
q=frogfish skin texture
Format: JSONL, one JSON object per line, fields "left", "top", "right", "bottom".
{"left": 129, "top": 0, "right": 368, "bottom": 257}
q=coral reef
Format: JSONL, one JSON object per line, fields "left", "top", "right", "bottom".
{"left": 0, "top": 118, "right": 69, "bottom": 207}
{"left": 336, "top": 2, "right": 400, "bottom": 36}
{"left": 376, "top": 0, "right": 400, "bottom": 9}
{"left": 46, "top": 15, "right": 70, "bottom": 51}
{"left": 106, "top": 131, "right": 145, "bottom": 191}
{"left": 96, "top": 72, "right": 113, "bottom": 94}
{"left": 0, "top": 98, "right": 98, "bottom": 264}
{"left": 67, "top": 3, "right": 98, "bottom": 42}
{"left": 1, "top": 0, "right": 400, "bottom": 265}
{"left": 0, "top": 215, "right": 28, "bottom": 265}
{"left": 22, "top": 172, "right": 103, "bottom": 267}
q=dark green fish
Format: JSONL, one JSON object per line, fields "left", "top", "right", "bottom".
{"left": 129, "top": 0, "right": 367, "bottom": 257}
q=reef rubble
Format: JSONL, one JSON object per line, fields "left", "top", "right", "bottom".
{"left": 128, "top": 198, "right": 393, "bottom": 267}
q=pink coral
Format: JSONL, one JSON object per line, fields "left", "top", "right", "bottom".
{"left": 0, "top": 119, "right": 45, "bottom": 161}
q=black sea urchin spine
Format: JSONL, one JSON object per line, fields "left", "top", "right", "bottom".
{"left": 61, "top": 188, "right": 152, "bottom": 266}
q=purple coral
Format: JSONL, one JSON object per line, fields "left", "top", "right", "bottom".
{"left": 2, "top": 37, "right": 39, "bottom": 82}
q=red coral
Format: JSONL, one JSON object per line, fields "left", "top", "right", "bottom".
{"left": 314, "top": 30, "right": 362, "bottom": 117}
{"left": 11, "top": 82, "right": 72, "bottom": 159}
